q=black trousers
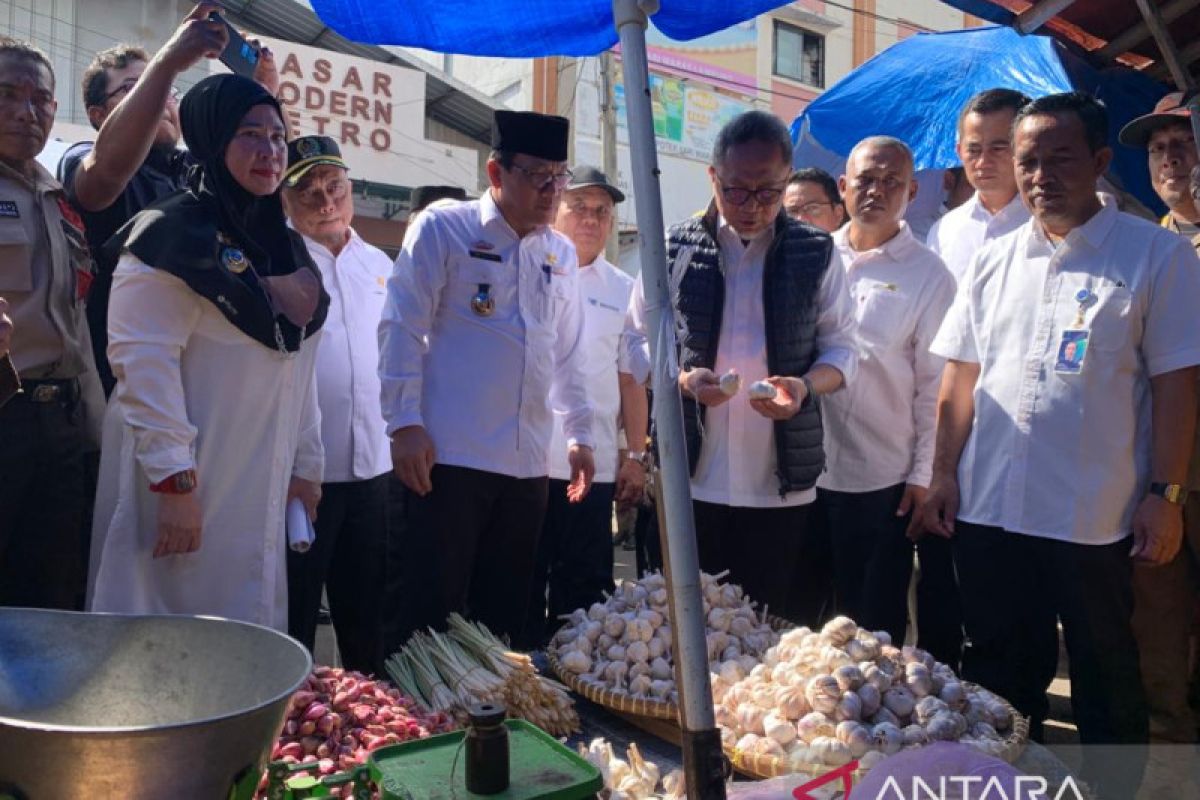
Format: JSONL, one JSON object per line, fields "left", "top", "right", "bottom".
{"left": 693, "top": 500, "right": 825, "bottom": 624}
{"left": 396, "top": 464, "right": 548, "bottom": 649}
{"left": 0, "top": 391, "right": 88, "bottom": 609}
{"left": 379, "top": 473, "right": 409, "bottom": 670}
{"left": 955, "top": 523, "right": 1148, "bottom": 797}
{"left": 633, "top": 501, "right": 664, "bottom": 578}
{"left": 915, "top": 533, "right": 964, "bottom": 671}
{"left": 525, "top": 480, "right": 616, "bottom": 646}
{"left": 820, "top": 484, "right": 913, "bottom": 646}
{"left": 287, "top": 474, "right": 388, "bottom": 674}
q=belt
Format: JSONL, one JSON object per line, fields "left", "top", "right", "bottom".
{"left": 20, "top": 378, "right": 80, "bottom": 404}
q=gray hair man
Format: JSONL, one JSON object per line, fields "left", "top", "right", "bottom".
{"left": 818, "top": 136, "right": 956, "bottom": 653}
{"left": 524, "top": 166, "right": 649, "bottom": 646}
{"left": 625, "top": 110, "right": 857, "bottom": 623}
{"left": 280, "top": 135, "right": 390, "bottom": 673}
{"left": 1119, "top": 92, "right": 1200, "bottom": 745}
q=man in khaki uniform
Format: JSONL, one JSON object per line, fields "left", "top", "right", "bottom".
{"left": 0, "top": 38, "right": 103, "bottom": 610}
{"left": 1120, "top": 93, "right": 1200, "bottom": 743}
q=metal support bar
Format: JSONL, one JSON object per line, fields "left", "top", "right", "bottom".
{"left": 1014, "top": 0, "right": 1078, "bottom": 34}
{"left": 1100, "top": 0, "right": 1200, "bottom": 59}
{"left": 611, "top": 0, "right": 726, "bottom": 797}
{"left": 1135, "top": 0, "right": 1198, "bottom": 91}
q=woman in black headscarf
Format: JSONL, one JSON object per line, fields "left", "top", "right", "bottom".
{"left": 89, "top": 74, "right": 329, "bottom": 631}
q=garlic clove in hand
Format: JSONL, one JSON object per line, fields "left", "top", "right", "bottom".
{"left": 719, "top": 369, "right": 742, "bottom": 396}
{"left": 748, "top": 380, "right": 777, "bottom": 400}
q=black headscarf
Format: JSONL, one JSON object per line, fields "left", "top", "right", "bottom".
{"left": 107, "top": 74, "right": 327, "bottom": 352}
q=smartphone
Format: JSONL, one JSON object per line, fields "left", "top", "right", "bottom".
{"left": 0, "top": 354, "right": 20, "bottom": 409}
{"left": 210, "top": 12, "right": 260, "bottom": 79}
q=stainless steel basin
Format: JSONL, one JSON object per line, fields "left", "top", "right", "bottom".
{"left": 0, "top": 609, "right": 312, "bottom": 800}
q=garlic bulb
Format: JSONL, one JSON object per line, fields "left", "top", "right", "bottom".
{"left": 862, "top": 663, "right": 892, "bottom": 694}
{"left": 883, "top": 685, "right": 916, "bottom": 720}
{"left": 904, "top": 662, "right": 933, "bottom": 697}
{"left": 763, "top": 710, "right": 797, "bottom": 745}
{"left": 629, "top": 674, "right": 652, "bottom": 697}
{"left": 833, "top": 664, "right": 865, "bottom": 692}
{"left": 870, "top": 706, "right": 902, "bottom": 728}
{"left": 914, "top": 694, "right": 948, "bottom": 726}
{"left": 719, "top": 369, "right": 742, "bottom": 396}
{"left": 747, "top": 380, "right": 777, "bottom": 400}
{"left": 735, "top": 732, "right": 762, "bottom": 752}
{"left": 857, "top": 683, "right": 882, "bottom": 717}
{"left": 796, "top": 711, "right": 835, "bottom": 743}
{"left": 872, "top": 721, "right": 904, "bottom": 755}
{"left": 810, "top": 736, "right": 853, "bottom": 766}
{"left": 806, "top": 675, "right": 841, "bottom": 715}
{"left": 821, "top": 616, "right": 858, "bottom": 647}
{"left": 561, "top": 649, "right": 590, "bottom": 674}
{"left": 859, "top": 750, "right": 888, "bottom": 770}
{"left": 736, "top": 704, "right": 766, "bottom": 735}
{"left": 777, "top": 685, "right": 810, "bottom": 719}
{"left": 902, "top": 724, "right": 929, "bottom": 747}
{"left": 834, "top": 691, "right": 863, "bottom": 722}
{"left": 925, "top": 711, "right": 960, "bottom": 741}
{"left": 939, "top": 680, "right": 966, "bottom": 712}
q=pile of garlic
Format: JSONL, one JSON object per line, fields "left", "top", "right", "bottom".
{"left": 578, "top": 738, "right": 685, "bottom": 800}
{"left": 715, "top": 616, "right": 1016, "bottom": 773}
{"left": 552, "top": 571, "right": 778, "bottom": 704}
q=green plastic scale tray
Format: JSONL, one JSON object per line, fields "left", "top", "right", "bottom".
{"left": 368, "top": 719, "right": 602, "bottom": 800}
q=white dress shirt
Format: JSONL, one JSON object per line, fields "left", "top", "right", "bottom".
{"left": 931, "top": 202, "right": 1200, "bottom": 545}
{"left": 379, "top": 190, "right": 594, "bottom": 479}
{"left": 926, "top": 192, "right": 1029, "bottom": 283}
{"left": 627, "top": 215, "right": 858, "bottom": 508}
{"left": 90, "top": 256, "right": 322, "bottom": 631}
{"left": 819, "top": 223, "right": 955, "bottom": 493}
{"left": 305, "top": 229, "right": 394, "bottom": 483}
{"left": 547, "top": 256, "right": 642, "bottom": 483}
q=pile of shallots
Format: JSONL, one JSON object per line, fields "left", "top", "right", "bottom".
{"left": 578, "top": 738, "right": 685, "bottom": 800}
{"left": 553, "top": 571, "right": 778, "bottom": 705}
{"left": 714, "top": 617, "right": 1016, "bottom": 773}
{"left": 256, "top": 666, "right": 456, "bottom": 796}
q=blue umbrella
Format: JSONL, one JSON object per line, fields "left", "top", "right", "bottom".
{"left": 310, "top": 1, "right": 791, "bottom": 795}
{"left": 790, "top": 25, "right": 1171, "bottom": 213}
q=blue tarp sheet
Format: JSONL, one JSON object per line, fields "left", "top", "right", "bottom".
{"left": 310, "top": 0, "right": 787, "bottom": 57}
{"left": 790, "top": 26, "right": 1171, "bottom": 214}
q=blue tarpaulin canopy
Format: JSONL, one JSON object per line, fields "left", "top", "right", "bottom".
{"left": 310, "top": 0, "right": 786, "bottom": 57}
{"left": 790, "top": 25, "right": 1172, "bottom": 214}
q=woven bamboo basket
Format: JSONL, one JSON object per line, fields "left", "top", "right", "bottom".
{"left": 724, "top": 684, "right": 1031, "bottom": 780}
{"left": 546, "top": 613, "right": 799, "bottom": 722}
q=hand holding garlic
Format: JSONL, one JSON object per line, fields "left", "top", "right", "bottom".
{"left": 748, "top": 377, "right": 803, "bottom": 421}
{"left": 679, "top": 367, "right": 733, "bottom": 407}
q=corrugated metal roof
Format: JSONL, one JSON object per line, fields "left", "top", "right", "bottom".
{"left": 220, "top": 0, "right": 498, "bottom": 144}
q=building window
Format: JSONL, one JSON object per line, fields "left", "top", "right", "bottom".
{"left": 773, "top": 21, "right": 824, "bottom": 88}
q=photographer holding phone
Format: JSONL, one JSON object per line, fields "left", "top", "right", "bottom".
{"left": 61, "top": 2, "right": 279, "bottom": 396}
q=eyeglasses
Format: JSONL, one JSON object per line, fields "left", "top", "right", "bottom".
{"left": 789, "top": 201, "right": 835, "bottom": 217}
{"left": 510, "top": 164, "right": 574, "bottom": 191}
{"left": 565, "top": 202, "right": 612, "bottom": 221}
{"left": 294, "top": 177, "right": 350, "bottom": 206}
{"left": 716, "top": 177, "right": 787, "bottom": 207}
{"left": 99, "top": 79, "right": 180, "bottom": 107}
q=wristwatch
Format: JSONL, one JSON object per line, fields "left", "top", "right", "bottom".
{"left": 150, "top": 469, "right": 198, "bottom": 494}
{"left": 799, "top": 375, "right": 816, "bottom": 407}
{"left": 1149, "top": 482, "right": 1187, "bottom": 505}
{"left": 625, "top": 450, "right": 650, "bottom": 468}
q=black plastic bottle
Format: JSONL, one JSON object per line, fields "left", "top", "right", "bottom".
{"left": 465, "top": 702, "right": 509, "bottom": 794}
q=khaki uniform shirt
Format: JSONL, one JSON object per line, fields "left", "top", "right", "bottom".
{"left": 1165, "top": 213, "right": 1200, "bottom": 490}
{"left": 0, "top": 159, "right": 104, "bottom": 443}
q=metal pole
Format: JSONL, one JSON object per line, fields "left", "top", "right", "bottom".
{"left": 611, "top": 1, "right": 725, "bottom": 797}
{"left": 600, "top": 50, "right": 621, "bottom": 263}
{"left": 1014, "top": 0, "right": 1078, "bottom": 34}
{"left": 1134, "top": 0, "right": 1197, "bottom": 92}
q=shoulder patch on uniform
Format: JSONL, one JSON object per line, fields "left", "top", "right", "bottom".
{"left": 0, "top": 201, "right": 19, "bottom": 218}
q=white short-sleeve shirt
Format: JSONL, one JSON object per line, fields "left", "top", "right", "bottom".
{"left": 931, "top": 202, "right": 1200, "bottom": 544}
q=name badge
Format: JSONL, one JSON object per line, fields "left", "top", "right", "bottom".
{"left": 0, "top": 201, "right": 19, "bottom": 218}
{"left": 1055, "top": 329, "right": 1090, "bottom": 374}
{"left": 468, "top": 249, "right": 502, "bottom": 262}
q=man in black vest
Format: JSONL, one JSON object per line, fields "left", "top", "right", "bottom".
{"left": 626, "top": 110, "right": 857, "bottom": 622}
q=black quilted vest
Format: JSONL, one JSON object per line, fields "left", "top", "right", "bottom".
{"left": 665, "top": 204, "right": 833, "bottom": 498}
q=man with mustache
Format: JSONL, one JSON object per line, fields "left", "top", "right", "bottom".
{"left": 0, "top": 38, "right": 105, "bottom": 611}
{"left": 380, "top": 110, "right": 594, "bottom": 649}
{"left": 920, "top": 91, "right": 1200, "bottom": 795}
{"left": 1119, "top": 93, "right": 1200, "bottom": 744}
